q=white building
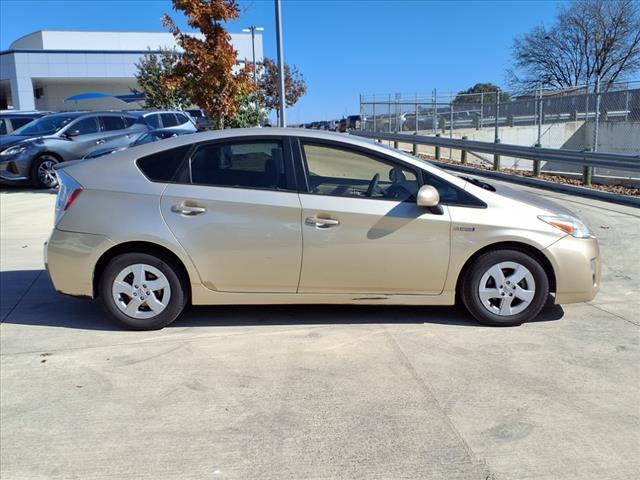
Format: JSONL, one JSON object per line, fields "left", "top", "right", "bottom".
{"left": 0, "top": 30, "right": 263, "bottom": 111}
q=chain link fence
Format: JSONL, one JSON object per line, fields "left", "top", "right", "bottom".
{"left": 360, "top": 81, "right": 640, "bottom": 179}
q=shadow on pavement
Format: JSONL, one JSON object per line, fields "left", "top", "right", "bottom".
{"left": 1, "top": 269, "right": 565, "bottom": 331}
{"left": 0, "top": 185, "right": 57, "bottom": 194}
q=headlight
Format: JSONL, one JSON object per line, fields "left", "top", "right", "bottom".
{"left": 538, "top": 214, "right": 592, "bottom": 238}
{"left": 0, "top": 144, "right": 29, "bottom": 156}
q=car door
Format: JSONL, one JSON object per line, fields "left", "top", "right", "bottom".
{"left": 160, "top": 137, "right": 303, "bottom": 293}
{"left": 60, "top": 116, "right": 105, "bottom": 159}
{"left": 98, "top": 115, "right": 136, "bottom": 150}
{"left": 296, "top": 140, "right": 451, "bottom": 295}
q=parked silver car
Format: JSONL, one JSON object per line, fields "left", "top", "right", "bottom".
{"left": 45, "top": 129, "right": 600, "bottom": 330}
{"left": 0, "top": 111, "right": 147, "bottom": 188}
{"left": 135, "top": 110, "right": 198, "bottom": 133}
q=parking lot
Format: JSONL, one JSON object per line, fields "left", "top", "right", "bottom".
{"left": 1, "top": 181, "right": 639, "bottom": 480}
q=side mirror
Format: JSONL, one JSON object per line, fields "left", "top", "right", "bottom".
{"left": 416, "top": 185, "right": 440, "bottom": 207}
{"left": 65, "top": 129, "right": 80, "bottom": 138}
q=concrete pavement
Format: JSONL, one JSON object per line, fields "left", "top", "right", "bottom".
{"left": 1, "top": 184, "right": 639, "bottom": 480}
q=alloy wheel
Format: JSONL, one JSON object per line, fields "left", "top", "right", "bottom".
{"left": 478, "top": 261, "right": 536, "bottom": 316}
{"left": 37, "top": 157, "right": 59, "bottom": 188}
{"left": 111, "top": 264, "right": 172, "bottom": 319}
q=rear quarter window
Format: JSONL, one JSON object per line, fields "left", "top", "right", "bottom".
{"left": 137, "top": 145, "right": 191, "bottom": 182}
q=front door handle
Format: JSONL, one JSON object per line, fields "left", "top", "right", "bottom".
{"left": 172, "top": 203, "right": 206, "bottom": 216}
{"left": 96, "top": 139, "right": 106, "bottom": 145}
{"left": 305, "top": 215, "right": 340, "bottom": 228}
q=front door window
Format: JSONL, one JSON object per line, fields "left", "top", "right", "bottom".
{"left": 302, "top": 143, "right": 419, "bottom": 202}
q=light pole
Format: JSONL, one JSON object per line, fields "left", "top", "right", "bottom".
{"left": 242, "top": 26, "right": 264, "bottom": 87}
{"left": 274, "top": 0, "right": 286, "bottom": 127}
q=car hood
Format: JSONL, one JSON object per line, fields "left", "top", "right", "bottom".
{"left": 0, "top": 135, "right": 34, "bottom": 149}
{"left": 491, "top": 182, "right": 577, "bottom": 217}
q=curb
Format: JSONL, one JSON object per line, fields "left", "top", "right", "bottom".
{"left": 430, "top": 161, "right": 640, "bottom": 208}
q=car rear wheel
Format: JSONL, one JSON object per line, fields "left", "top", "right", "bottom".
{"left": 99, "top": 252, "right": 187, "bottom": 330}
{"left": 461, "top": 249, "right": 549, "bottom": 327}
{"left": 31, "top": 154, "right": 59, "bottom": 189}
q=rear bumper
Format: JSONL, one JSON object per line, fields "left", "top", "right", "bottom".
{"left": 45, "top": 228, "right": 115, "bottom": 298}
{"left": 544, "top": 235, "right": 600, "bottom": 304}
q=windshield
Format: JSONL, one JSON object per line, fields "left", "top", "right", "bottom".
{"left": 12, "top": 115, "right": 74, "bottom": 136}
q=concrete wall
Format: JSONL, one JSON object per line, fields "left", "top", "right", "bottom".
{"left": 410, "top": 122, "right": 585, "bottom": 170}
{"left": 394, "top": 120, "right": 639, "bottom": 179}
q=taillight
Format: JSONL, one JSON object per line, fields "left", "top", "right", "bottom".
{"left": 64, "top": 188, "right": 82, "bottom": 211}
{"left": 54, "top": 169, "right": 83, "bottom": 225}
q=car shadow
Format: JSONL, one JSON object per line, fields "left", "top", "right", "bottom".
{"left": 1, "top": 269, "right": 565, "bottom": 331}
{"left": 0, "top": 185, "right": 57, "bottom": 194}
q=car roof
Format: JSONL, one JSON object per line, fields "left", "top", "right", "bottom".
{"left": 63, "top": 127, "right": 470, "bottom": 194}
{"left": 129, "top": 110, "right": 188, "bottom": 116}
{"left": 41, "top": 110, "right": 127, "bottom": 120}
{"left": 0, "top": 111, "right": 46, "bottom": 117}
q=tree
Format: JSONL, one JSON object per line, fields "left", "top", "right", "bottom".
{"left": 509, "top": 0, "right": 640, "bottom": 92}
{"left": 257, "top": 58, "right": 307, "bottom": 121}
{"left": 452, "top": 83, "right": 510, "bottom": 104}
{"left": 133, "top": 48, "right": 190, "bottom": 109}
{"left": 225, "top": 93, "right": 267, "bottom": 128}
{"left": 162, "top": 0, "right": 254, "bottom": 129}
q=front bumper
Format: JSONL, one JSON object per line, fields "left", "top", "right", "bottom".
{"left": 45, "top": 228, "right": 115, "bottom": 298}
{"left": 544, "top": 235, "right": 600, "bottom": 304}
{"left": 0, "top": 154, "right": 33, "bottom": 184}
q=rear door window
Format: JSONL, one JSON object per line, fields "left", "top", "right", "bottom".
{"left": 145, "top": 114, "right": 161, "bottom": 129}
{"left": 161, "top": 113, "right": 179, "bottom": 127}
{"left": 190, "top": 140, "right": 287, "bottom": 190}
{"left": 100, "top": 115, "right": 126, "bottom": 131}
{"left": 0, "top": 119, "right": 7, "bottom": 135}
{"left": 71, "top": 117, "right": 100, "bottom": 135}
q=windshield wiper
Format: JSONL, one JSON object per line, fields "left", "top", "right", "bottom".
{"left": 460, "top": 175, "right": 496, "bottom": 192}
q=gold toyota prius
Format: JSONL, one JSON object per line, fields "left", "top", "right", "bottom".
{"left": 44, "top": 128, "right": 600, "bottom": 330}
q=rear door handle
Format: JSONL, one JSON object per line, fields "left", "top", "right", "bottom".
{"left": 305, "top": 216, "right": 340, "bottom": 228}
{"left": 96, "top": 139, "right": 106, "bottom": 145}
{"left": 172, "top": 203, "right": 206, "bottom": 216}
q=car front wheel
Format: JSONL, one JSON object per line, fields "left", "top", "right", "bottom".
{"left": 461, "top": 249, "right": 549, "bottom": 327}
{"left": 31, "top": 154, "right": 59, "bottom": 189}
{"left": 99, "top": 252, "right": 187, "bottom": 330}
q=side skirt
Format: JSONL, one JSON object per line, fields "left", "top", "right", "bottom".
{"left": 191, "top": 284, "right": 455, "bottom": 306}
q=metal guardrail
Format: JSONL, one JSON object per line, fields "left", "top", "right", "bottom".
{"left": 351, "top": 130, "right": 640, "bottom": 173}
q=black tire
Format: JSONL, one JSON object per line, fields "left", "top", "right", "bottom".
{"left": 461, "top": 249, "right": 549, "bottom": 327}
{"left": 99, "top": 252, "right": 187, "bottom": 330}
{"left": 31, "top": 154, "right": 60, "bottom": 189}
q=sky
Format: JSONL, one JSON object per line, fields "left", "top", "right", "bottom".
{"left": 0, "top": 0, "right": 567, "bottom": 123}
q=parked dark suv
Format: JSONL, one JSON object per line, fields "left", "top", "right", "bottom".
{"left": 0, "top": 111, "right": 148, "bottom": 188}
